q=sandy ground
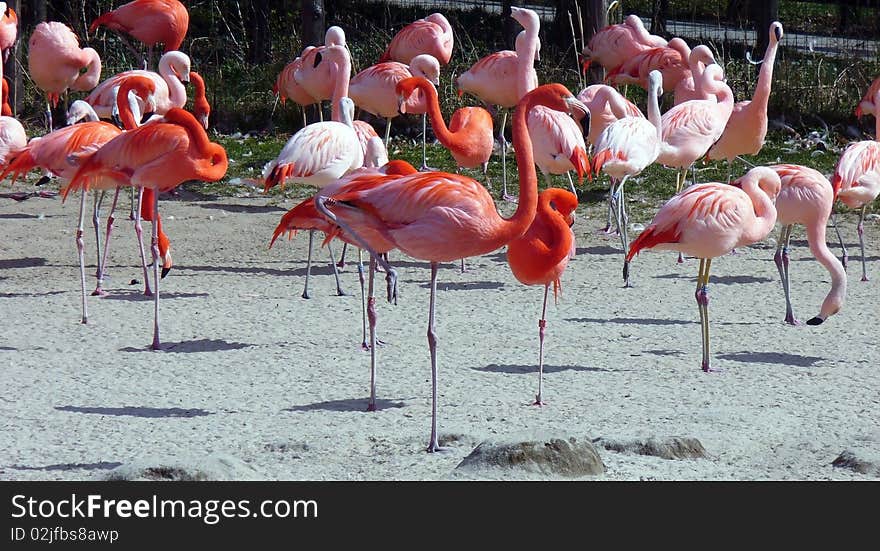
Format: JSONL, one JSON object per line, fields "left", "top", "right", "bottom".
{"left": 1, "top": 181, "right": 878, "bottom": 481}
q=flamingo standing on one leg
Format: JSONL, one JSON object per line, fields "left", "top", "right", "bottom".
{"left": 380, "top": 12, "right": 453, "bottom": 65}
{"left": 506, "top": 188, "right": 578, "bottom": 405}
{"left": 315, "top": 84, "right": 587, "bottom": 452}
{"left": 27, "top": 21, "right": 103, "bottom": 131}
{"left": 708, "top": 22, "right": 784, "bottom": 182}
{"left": 626, "top": 166, "right": 781, "bottom": 372}
{"left": 263, "top": 44, "right": 362, "bottom": 299}
{"left": 90, "top": 0, "right": 189, "bottom": 69}
{"left": 592, "top": 70, "right": 663, "bottom": 287}
{"left": 64, "top": 108, "right": 228, "bottom": 350}
{"left": 457, "top": 6, "right": 540, "bottom": 199}
{"left": 831, "top": 91, "right": 880, "bottom": 282}
{"left": 766, "top": 164, "right": 846, "bottom": 326}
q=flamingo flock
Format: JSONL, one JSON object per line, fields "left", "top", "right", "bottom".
{"left": 2, "top": 5, "right": 878, "bottom": 456}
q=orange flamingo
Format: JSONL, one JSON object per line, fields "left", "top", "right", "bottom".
{"left": 506, "top": 188, "right": 578, "bottom": 405}
{"left": 581, "top": 14, "right": 667, "bottom": 74}
{"left": 708, "top": 22, "right": 784, "bottom": 181}
{"left": 64, "top": 108, "right": 228, "bottom": 350}
{"left": 380, "top": 12, "right": 453, "bottom": 65}
{"left": 1, "top": 78, "right": 11, "bottom": 116}
{"left": 767, "top": 164, "right": 846, "bottom": 326}
{"left": 315, "top": 83, "right": 587, "bottom": 451}
{"left": 831, "top": 92, "right": 880, "bottom": 282}
{"left": 626, "top": 166, "right": 781, "bottom": 372}
{"left": 28, "top": 21, "right": 102, "bottom": 130}
{"left": 395, "top": 76, "right": 493, "bottom": 178}
{"left": 457, "top": 7, "right": 540, "bottom": 198}
{"left": 593, "top": 70, "right": 663, "bottom": 286}
{"left": 85, "top": 50, "right": 192, "bottom": 123}
{"left": 0, "top": 2, "right": 16, "bottom": 62}
{"left": 90, "top": 0, "right": 189, "bottom": 67}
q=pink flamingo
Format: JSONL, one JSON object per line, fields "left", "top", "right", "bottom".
{"left": 90, "top": 0, "right": 189, "bottom": 68}
{"left": 657, "top": 63, "right": 733, "bottom": 193}
{"left": 0, "top": 2, "right": 16, "bottom": 62}
{"left": 64, "top": 108, "right": 228, "bottom": 350}
{"left": 831, "top": 91, "right": 880, "bottom": 282}
{"left": 581, "top": 14, "right": 667, "bottom": 74}
{"left": 506, "top": 188, "right": 578, "bottom": 405}
{"left": 27, "top": 21, "right": 103, "bottom": 130}
{"left": 315, "top": 84, "right": 587, "bottom": 452}
{"left": 855, "top": 76, "right": 880, "bottom": 118}
{"left": 767, "top": 164, "right": 846, "bottom": 326}
{"left": 592, "top": 70, "right": 663, "bottom": 286}
{"left": 708, "top": 22, "right": 784, "bottom": 181}
{"left": 671, "top": 43, "right": 717, "bottom": 105}
{"left": 348, "top": 53, "right": 440, "bottom": 169}
{"left": 626, "top": 166, "right": 781, "bottom": 372}
{"left": 380, "top": 12, "right": 453, "bottom": 65}
{"left": 605, "top": 38, "right": 690, "bottom": 94}
{"left": 263, "top": 44, "right": 361, "bottom": 298}
{"left": 457, "top": 7, "right": 540, "bottom": 198}
{"left": 294, "top": 26, "right": 348, "bottom": 122}
{"left": 274, "top": 47, "right": 320, "bottom": 127}
{"left": 85, "top": 50, "right": 192, "bottom": 123}
{"left": 0, "top": 113, "right": 24, "bottom": 168}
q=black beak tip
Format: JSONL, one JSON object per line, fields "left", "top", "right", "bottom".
{"left": 774, "top": 28, "right": 782, "bottom": 41}
{"left": 35, "top": 175, "right": 51, "bottom": 186}
{"left": 161, "top": 266, "right": 171, "bottom": 279}
{"left": 806, "top": 316, "right": 824, "bottom": 326}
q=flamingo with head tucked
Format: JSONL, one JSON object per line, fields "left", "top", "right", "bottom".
{"left": 380, "top": 12, "right": 453, "bottom": 65}
{"left": 315, "top": 83, "right": 587, "bottom": 452}
{"left": 581, "top": 14, "right": 667, "bottom": 74}
{"left": 626, "top": 166, "right": 781, "bottom": 372}
{"left": 90, "top": 0, "right": 189, "bottom": 68}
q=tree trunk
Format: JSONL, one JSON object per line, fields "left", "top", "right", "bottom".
{"left": 752, "top": 0, "right": 778, "bottom": 57}
{"left": 582, "top": 0, "right": 608, "bottom": 84}
{"left": 301, "top": 0, "right": 325, "bottom": 47}
{"left": 502, "top": 0, "right": 516, "bottom": 50}
{"left": 651, "top": 0, "right": 669, "bottom": 36}
{"left": 248, "top": 0, "right": 271, "bottom": 63}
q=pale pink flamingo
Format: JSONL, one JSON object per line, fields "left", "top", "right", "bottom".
{"left": 708, "top": 22, "right": 784, "bottom": 181}
{"left": 263, "top": 44, "right": 361, "bottom": 298}
{"left": 0, "top": 114, "right": 25, "bottom": 169}
{"left": 315, "top": 84, "right": 587, "bottom": 451}
{"left": 506, "top": 188, "right": 578, "bottom": 405}
{"left": 766, "top": 164, "right": 846, "bottom": 325}
{"left": 657, "top": 63, "right": 734, "bottom": 193}
{"left": 604, "top": 39, "right": 690, "bottom": 94}
{"left": 84, "top": 50, "right": 191, "bottom": 122}
{"left": 457, "top": 7, "right": 540, "bottom": 198}
{"left": 0, "top": 2, "right": 17, "bottom": 62}
{"left": 855, "top": 76, "right": 880, "bottom": 118}
{"left": 294, "top": 26, "right": 348, "bottom": 122}
{"left": 64, "top": 108, "right": 228, "bottom": 350}
{"left": 831, "top": 94, "right": 880, "bottom": 282}
{"left": 348, "top": 53, "right": 440, "bottom": 169}
{"left": 273, "top": 47, "right": 320, "bottom": 127}
{"left": 672, "top": 43, "right": 717, "bottom": 105}
{"left": 28, "top": 21, "right": 102, "bottom": 130}
{"left": 626, "top": 166, "right": 781, "bottom": 372}
{"left": 90, "top": 0, "right": 189, "bottom": 68}
{"left": 380, "top": 12, "right": 453, "bottom": 65}
{"left": 581, "top": 14, "right": 667, "bottom": 74}
{"left": 593, "top": 70, "right": 663, "bottom": 286}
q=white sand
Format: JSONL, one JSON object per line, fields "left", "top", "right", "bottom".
{"left": 1, "top": 182, "right": 878, "bottom": 481}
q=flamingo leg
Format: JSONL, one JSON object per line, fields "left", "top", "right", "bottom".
{"left": 696, "top": 258, "right": 716, "bottom": 372}
{"left": 325, "top": 239, "right": 348, "bottom": 296}
{"left": 726, "top": 159, "right": 733, "bottom": 184}
{"left": 419, "top": 113, "right": 435, "bottom": 171}
{"left": 499, "top": 111, "right": 517, "bottom": 203}
{"left": 426, "top": 262, "right": 449, "bottom": 453}
{"left": 774, "top": 225, "right": 800, "bottom": 325}
{"left": 358, "top": 249, "right": 369, "bottom": 350}
{"left": 566, "top": 171, "right": 577, "bottom": 196}
{"left": 384, "top": 118, "right": 391, "bottom": 149}
{"left": 133, "top": 187, "right": 153, "bottom": 296}
{"left": 533, "top": 284, "right": 549, "bottom": 406}
{"left": 150, "top": 188, "right": 161, "bottom": 350}
{"left": 302, "top": 230, "right": 314, "bottom": 299}
{"left": 317, "top": 103, "right": 324, "bottom": 122}
{"left": 129, "top": 186, "right": 136, "bottom": 221}
{"left": 336, "top": 242, "right": 348, "bottom": 270}
{"left": 601, "top": 175, "right": 618, "bottom": 235}
{"left": 366, "top": 254, "right": 378, "bottom": 411}
{"left": 617, "top": 176, "right": 631, "bottom": 287}
{"left": 76, "top": 191, "right": 89, "bottom": 325}
{"left": 93, "top": 188, "right": 120, "bottom": 296}
{"left": 92, "top": 191, "right": 104, "bottom": 277}
{"left": 45, "top": 100, "right": 53, "bottom": 133}
{"left": 830, "top": 213, "right": 848, "bottom": 270}
{"left": 857, "top": 205, "right": 869, "bottom": 282}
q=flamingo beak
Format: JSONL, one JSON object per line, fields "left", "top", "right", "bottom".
{"left": 565, "top": 97, "right": 588, "bottom": 118}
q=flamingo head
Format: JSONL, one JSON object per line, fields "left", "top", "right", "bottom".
{"left": 771, "top": 21, "right": 784, "bottom": 44}
{"left": 410, "top": 54, "right": 441, "bottom": 85}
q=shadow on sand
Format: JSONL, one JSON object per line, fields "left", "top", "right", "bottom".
{"left": 565, "top": 316, "right": 693, "bottom": 326}
{"left": 716, "top": 351, "right": 825, "bottom": 368}
{"left": 284, "top": 397, "right": 406, "bottom": 412}
{"left": 474, "top": 364, "right": 611, "bottom": 375}
{"left": 120, "top": 339, "right": 253, "bottom": 353}
{"left": 56, "top": 405, "right": 213, "bottom": 418}
{"left": 8, "top": 461, "right": 123, "bottom": 472}
{"left": 0, "top": 257, "right": 47, "bottom": 269}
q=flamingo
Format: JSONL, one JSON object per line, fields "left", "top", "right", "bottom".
{"left": 456, "top": 7, "right": 540, "bottom": 199}
{"left": 380, "top": 12, "right": 453, "bottom": 65}
{"left": 657, "top": 63, "right": 734, "bottom": 194}
{"left": 274, "top": 47, "right": 320, "bottom": 127}
{"left": 855, "top": 76, "right": 880, "bottom": 119}
{"left": 831, "top": 91, "right": 880, "bottom": 282}
{"left": 592, "top": 70, "right": 663, "bottom": 287}
{"left": 27, "top": 21, "right": 102, "bottom": 131}
{"left": 604, "top": 38, "right": 691, "bottom": 94}
{"left": 708, "top": 22, "right": 784, "bottom": 181}
{"left": 528, "top": 104, "right": 591, "bottom": 196}
{"left": 1, "top": 78, "right": 11, "bottom": 116}
{"left": 1, "top": 78, "right": 158, "bottom": 316}
{"left": 64, "top": 108, "right": 228, "bottom": 350}
{"left": 767, "top": 164, "right": 846, "bottom": 326}
{"left": 188, "top": 71, "right": 211, "bottom": 130}
{"left": 315, "top": 83, "right": 587, "bottom": 452}
{"left": 85, "top": 50, "right": 192, "bottom": 122}
{"left": 90, "top": 0, "right": 189, "bottom": 68}
{"left": 581, "top": 14, "right": 667, "bottom": 74}
{"left": 348, "top": 53, "right": 440, "bottom": 169}
{"left": 263, "top": 44, "right": 361, "bottom": 299}
{"left": 673, "top": 44, "right": 717, "bottom": 106}
{"left": 626, "top": 166, "right": 781, "bottom": 372}
{"left": 293, "top": 26, "right": 348, "bottom": 122}
{"left": 0, "top": 111, "right": 25, "bottom": 168}
{"left": 506, "top": 188, "right": 578, "bottom": 405}
{"left": 0, "top": 2, "right": 16, "bottom": 62}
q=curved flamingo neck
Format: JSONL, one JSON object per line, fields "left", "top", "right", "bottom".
{"left": 515, "top": 19, "right": 540, "bottom": 99}
{"left": 805, "top": 218, "right": 846, "bottom": 320}
{"left": 740, "top": 173, "right": 778, "bottom": 243}
{"left": 752, "top": 34, "right": 780, "bottom": 108}
{"left": 536, "top": 189, "right": 575, "bottom": 266}
{"left": 162, "top": 108, "right": 228, "bottom": 180}
{"left": 327, "top": 46, "right": 352, "bottom": 122}
{"left": 496, "top": 93, "right": 541, "bottom": 244}
{"left": 159, "top": 54, "right": 187, "bottom": 108}
{"left": 593, "top": 86, "right": 630, "bottom": 120}
{"left": 116, "top": 79, "right": 150, "bottom": 130}
{"left": 411, "top": 79, "right": 455, "bottom": 145}
{"left": 73, "top": 48, "right": 102, "bottom": 91}
{"left": 646, "top": 77, "right": 662, "bottom": 139}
